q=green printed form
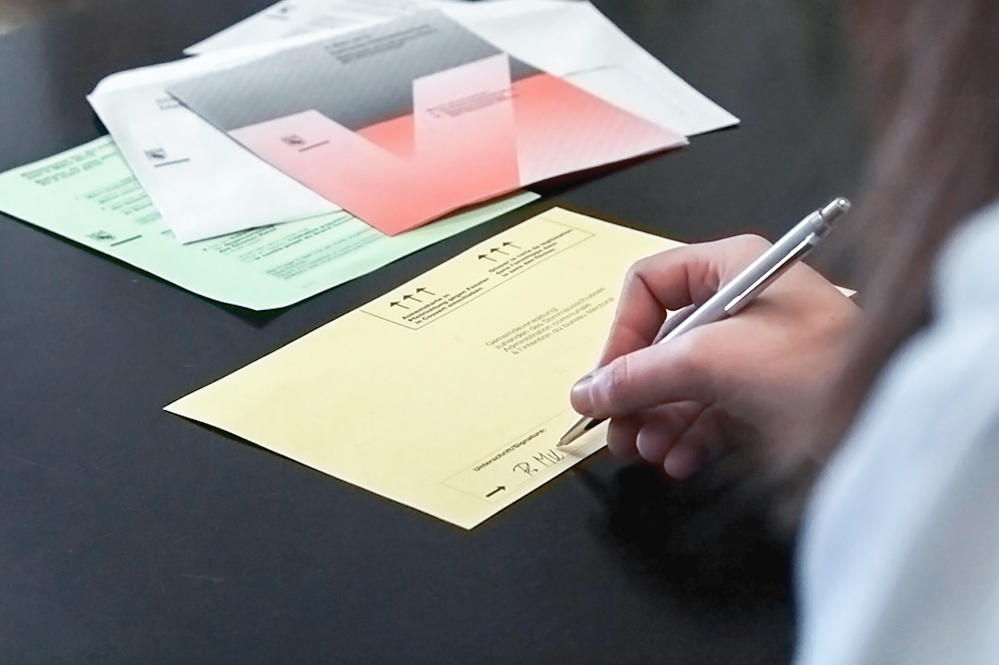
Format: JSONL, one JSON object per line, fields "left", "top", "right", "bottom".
{"left": 0, "top": 136, "right": 538, "bottom": 310}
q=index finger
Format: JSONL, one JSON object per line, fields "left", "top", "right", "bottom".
{"left": 598, "top": 235, "right": 771, "bottom": 366}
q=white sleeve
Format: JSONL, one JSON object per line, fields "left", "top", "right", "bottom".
{"left": 795, "top": 201, "right": 999, "bottom": 665}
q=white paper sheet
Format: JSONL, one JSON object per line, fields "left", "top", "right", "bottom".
{"left": 89, "top": 38, "right": 342, "bottom": 243}
{"left": 87, "top": 4, "right": 490, "bottom": 243}
{"left": 186, "top": 0, "right": 739, "bottom": 137}
{"left": 185, "top": 0, "right": 452, "bottom": 54}
{"left": 91, "top": 0, "right": 737, "bottom": 243}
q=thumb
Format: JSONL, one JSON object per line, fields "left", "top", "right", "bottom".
{"left": 569, "top": 334, "right": 713, "bottom": 418}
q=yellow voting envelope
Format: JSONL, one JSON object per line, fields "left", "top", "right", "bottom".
{"left": 166, "top": 208, "right": 681, "bottom": 528}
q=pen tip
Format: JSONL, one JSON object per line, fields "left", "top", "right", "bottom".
{"left": 557, "top": 415, "right": 590, "bottom": 447}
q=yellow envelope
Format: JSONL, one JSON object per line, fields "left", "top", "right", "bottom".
{"left": 165, "top": 208, "right": 681, "bottom": 528}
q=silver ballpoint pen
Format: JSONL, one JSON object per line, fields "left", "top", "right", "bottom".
{"left": 556, "top": 196, "right": 851, "bottom": 448}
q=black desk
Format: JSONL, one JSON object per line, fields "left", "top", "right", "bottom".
{"left": 0, "top": 1, "right": 865, "bottom": 662}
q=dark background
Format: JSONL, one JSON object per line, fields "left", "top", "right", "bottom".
{"left": 0, "top": 0, "right": 867, "bottom": 662}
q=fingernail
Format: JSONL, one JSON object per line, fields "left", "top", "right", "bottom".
{"left": 570, "top": 369, "right": 601, "bottom": 411}
{"left": 662, "top": 452, "right": 685, "bottom": 479}
{"left": 663, "top": 444, "right": 704, "bottom": 480}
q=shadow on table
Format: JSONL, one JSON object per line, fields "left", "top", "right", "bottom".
{"left": 578, "top": 459, "right": 794, "bottom": 617}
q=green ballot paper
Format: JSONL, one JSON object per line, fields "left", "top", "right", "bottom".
{"left": 0, "top": 136, "right": 538, "bottom": 310}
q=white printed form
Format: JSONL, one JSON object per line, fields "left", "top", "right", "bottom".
{"left": 166, "top": 208, "right": 682, "bottom": 528}
{"left": 186, "top": 0, "right": 738, "bottom": 138}
{"left": 88, "top": 34, "right": 343, "bottom": 242}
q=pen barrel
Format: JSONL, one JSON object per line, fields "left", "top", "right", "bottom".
{"left": 660, "top": 199, "right": 848, "bottom": 344}
{"left": 723, "top": 234, "right": 815, "bottom": 316}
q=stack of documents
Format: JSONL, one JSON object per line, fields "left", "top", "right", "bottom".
{"left": 0, "top": 0, "right": 743, "bottom": 527}
{"left": 0, "top": 0, "right": 737, "bottom": 310}
{"left": 167, "top": 10, "right": 686, "bottom": 235}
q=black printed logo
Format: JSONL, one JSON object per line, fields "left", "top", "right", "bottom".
{"left": 87, "top": 230, "right": 116, "bottom": 242}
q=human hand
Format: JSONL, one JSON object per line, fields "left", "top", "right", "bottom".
{"left": 569, "top": 235, "right": 860, "bottom": 480}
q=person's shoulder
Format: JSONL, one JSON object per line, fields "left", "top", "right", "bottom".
{"left": 935, "top": 197, "right": 999, "bottom": 316}
{"left": 795, "top": 199, "right": 999, "bottom": 665}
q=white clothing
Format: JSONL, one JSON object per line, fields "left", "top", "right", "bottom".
{"left": 796, "top": 200, "right": 999, "bottom": 664}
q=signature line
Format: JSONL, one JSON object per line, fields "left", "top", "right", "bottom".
{"left": 110, "top": 235, "right": 142, "bottom": 247}
{"left": 299, "top": 141, "right": 330, "bottom": 152}
{"left": 153, "top": 158, "right": 191, "bottom": 168}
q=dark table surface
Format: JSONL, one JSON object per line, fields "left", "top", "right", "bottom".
{"left": 0, "top": 1, "right": 867, "bottom": 662}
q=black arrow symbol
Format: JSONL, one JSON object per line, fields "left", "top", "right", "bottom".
{"left": 402, "top": 294, "right": 422, "bottom": 303}
{"left": 478, "top": 254, "right": 496, "bottom": 262}
{"left": 389, "top": 301, "right": 409, "bottom": 309}
{"left": 486, "top": 486, "right": 506, "bottom": 498}
{"left": 502, "top": 242, "right": 520, "bottom": 249}
{"left": 490, "top": 247, "right": 509, "bottom": 255}
{"left": 416, "top": 287, "right": 435, "bottom": 296}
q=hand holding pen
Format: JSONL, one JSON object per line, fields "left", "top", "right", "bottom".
{"left": 559, "top": 199, "right": 859, "bottom": 479}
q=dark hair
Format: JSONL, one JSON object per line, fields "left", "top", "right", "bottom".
{"left": 822, "top": 0, "right": 999, "bottom": 448}
{"left": 762, "top": 0, "right": 999, "bottom": 529}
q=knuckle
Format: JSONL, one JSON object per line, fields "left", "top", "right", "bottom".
{"left": 597, "top": 355, "right": 634, "bottom": 411}
{"left": 731, "top": 233, "right": 771, "bottom": 255}
{"left": 625, "top": 255, "right": 660, "bottom": 285}
{"left": 667, "top": 336, "right": 709, "bottom": 387}
{"left": 620, "top": 263, "right": 644, "bottom": 292}
{"left": 630, "top": 245, "right": 685, "bottom": 278}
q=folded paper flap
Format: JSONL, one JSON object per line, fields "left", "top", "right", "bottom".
{"left": 98, "top": 0, "right": 733, "bottom": 241}
{"left": 170, "top": 12, "right": 521, "bottom": 133}
{"left": 185, "top": 0, "right": 739, "bottom": 136}
{"left": 169, "top": 11, "right": 685, "bottom": 235}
